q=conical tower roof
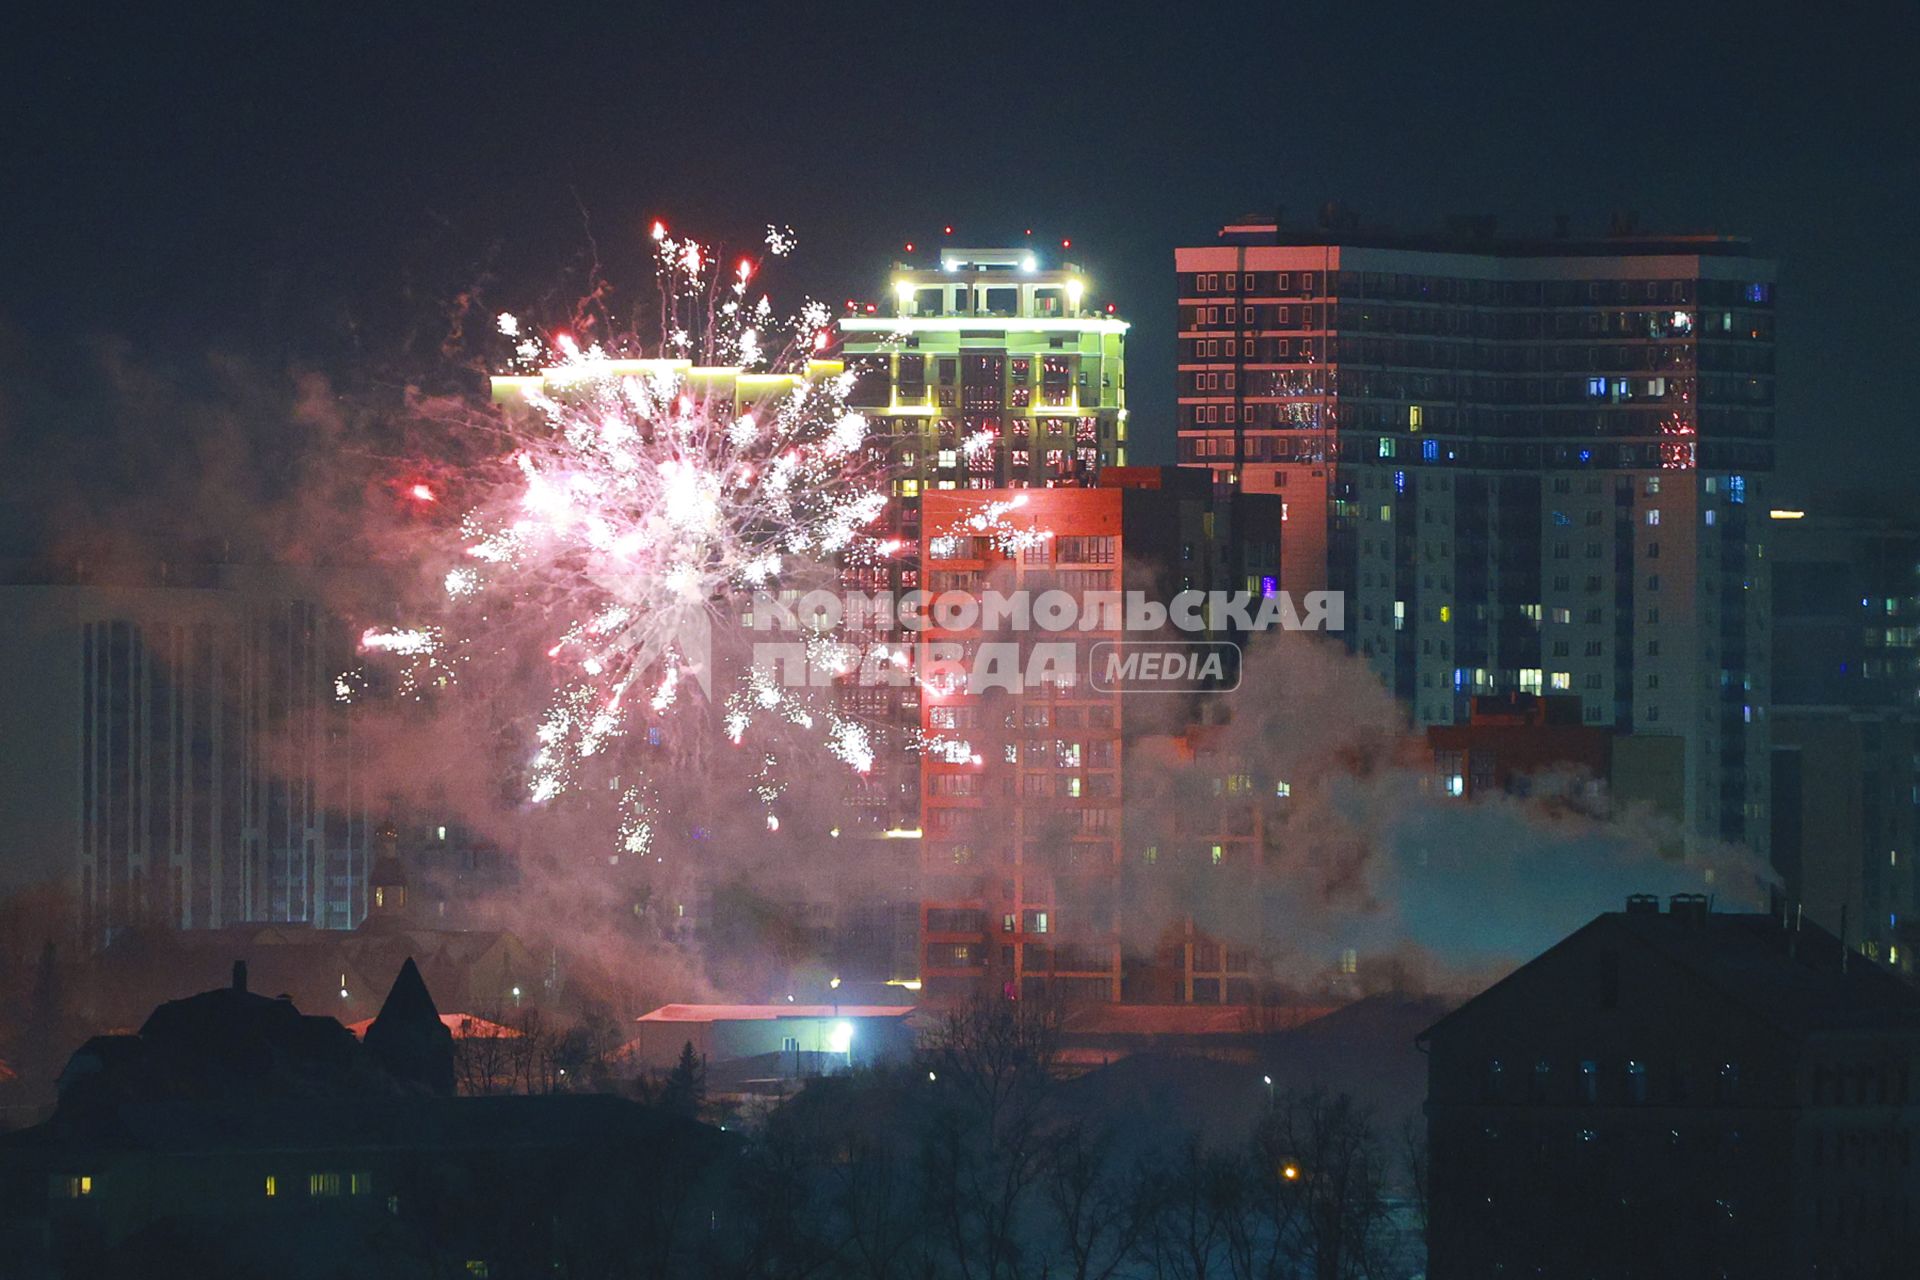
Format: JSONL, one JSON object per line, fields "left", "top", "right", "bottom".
{"left": 373, "top": 956, "right": 440, "bottom": 1025}
{"left": 363, "top": 956, "right": 454, "bottom": 1096}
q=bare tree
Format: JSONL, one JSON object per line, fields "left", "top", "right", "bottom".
{"left": 1398, "top": 1116, "right": 1428, "bottom": 1259}
{"left": 723, "top": 1069, "right": 932, "bottom": 1280}
{"left": 451, "top": 1014, "right": 517, "bottom": 1096}
{"left": 1135, "top": 1137, "right": 1249, "bottom": 1280}
{"left": 1041, "top": 1121, "right": 1150, "bottom": 1280}
{"left": 919, "top": 994, "right": 1064, "bottom": 1280}
{"left": 1253, "top": 1089, "right": 1393, "bottom": 1280}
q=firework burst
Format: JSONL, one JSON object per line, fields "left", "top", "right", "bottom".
{"left": 366, "top": 224, "right": 892, "bottom": 857}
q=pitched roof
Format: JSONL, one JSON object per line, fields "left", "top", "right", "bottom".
{"left": 1423, "top": 905, "right": 1920, "bottom": 1042}
{"left": 345, "top": 1012, "right": 519, "bottom": 1040}
{"left": 1606, "top": 909, "right": 1920, "bottom": 1034}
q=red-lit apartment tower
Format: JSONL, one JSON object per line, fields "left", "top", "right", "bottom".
{"left": 915, "top": 474, "right": 1282, "bottom": 1002}
{"left": 918, "top": 487, "right": 1127, "bottom": 1001}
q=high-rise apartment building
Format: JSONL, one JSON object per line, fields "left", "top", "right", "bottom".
{"left": 1769, "top": 508, "right": 1920, "bottom": 967}
{"left": 838, "top": 245, "right": 1130, "bottom": 497}
{"left": 834, "top": 248, "right": 1130, "bottom": 837}
{"left": 0, "top": 565, "right": 374, "bottom": 944}
{"left": 915, "top": 473, "right": 1280, "bottom": 1002}
{"left": 1176, "top": 213, "right": 1777, "bottom": 852}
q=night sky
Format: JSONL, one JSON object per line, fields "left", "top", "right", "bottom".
{"left": 5, "top": 2, "right": 1917, "bottom": 530}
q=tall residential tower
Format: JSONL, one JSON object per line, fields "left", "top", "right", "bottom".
{"left": 1176, "top": 214, "right": 1777, "bottom": 853}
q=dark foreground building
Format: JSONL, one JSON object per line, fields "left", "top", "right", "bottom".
{"left": 1421, "top": 894, "right": 1920, "bottom": 1279}
{"left": 0, "top": 959, "right": 724, "bottom": 1278}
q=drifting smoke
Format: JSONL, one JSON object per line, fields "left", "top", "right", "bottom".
{"left": 1110, "top": 626, "right": 1769, "bottom": 995}
{"left": 0, "top": 225, "right": 1769, "bottom": 1012}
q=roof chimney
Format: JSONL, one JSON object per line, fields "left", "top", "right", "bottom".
{"left": 1625, "top": 893, "right": 1661, "bottom": 915}
{"left": 1668, "top": 893, "right": 1710, "bottom": 925}
{"left": 232, "top": 959, "right": 248, "bottom": 993}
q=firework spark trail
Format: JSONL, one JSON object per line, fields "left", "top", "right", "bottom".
{"left": 363, "top": 224, "right": 896, "bottom": 856}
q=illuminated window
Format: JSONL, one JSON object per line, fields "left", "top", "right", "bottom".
{"left": 351, "top": 1172, "right": 374, "bottom": 1196}
{"left": 309, "top": 1173, "right": 343, "bottom": 1198}
{"left": 51, "top": 1175, "right": 93, "bottom": 1199}
{"left": 265, "top": 1175, "right": 278, "bottom": 1198}
{"left": 1438, "top": 605, "right": 1452, "bottom": 623}
{"left": 1550, "top": 672, "right": 1571, "bottom": 690}
{"left": 1646, "top": 509, "right": 1661, "bottom": 526}
{"left": 1409, "top": 405, "right": 1423, "bottom": 430}
{"left": 1211, "top": 844, "right": 1224, "bottom": 865}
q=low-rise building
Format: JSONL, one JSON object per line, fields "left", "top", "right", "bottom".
{"left": 1421, "top": 893, "right": 1920, "bottom": 1278}
{"left": 627, "top": 1003, "right": 916, "bottom": 1075}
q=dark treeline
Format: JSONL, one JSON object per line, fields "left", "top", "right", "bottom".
{"left": 666, "top": 997, "right": 1424, "bottom": 1280}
